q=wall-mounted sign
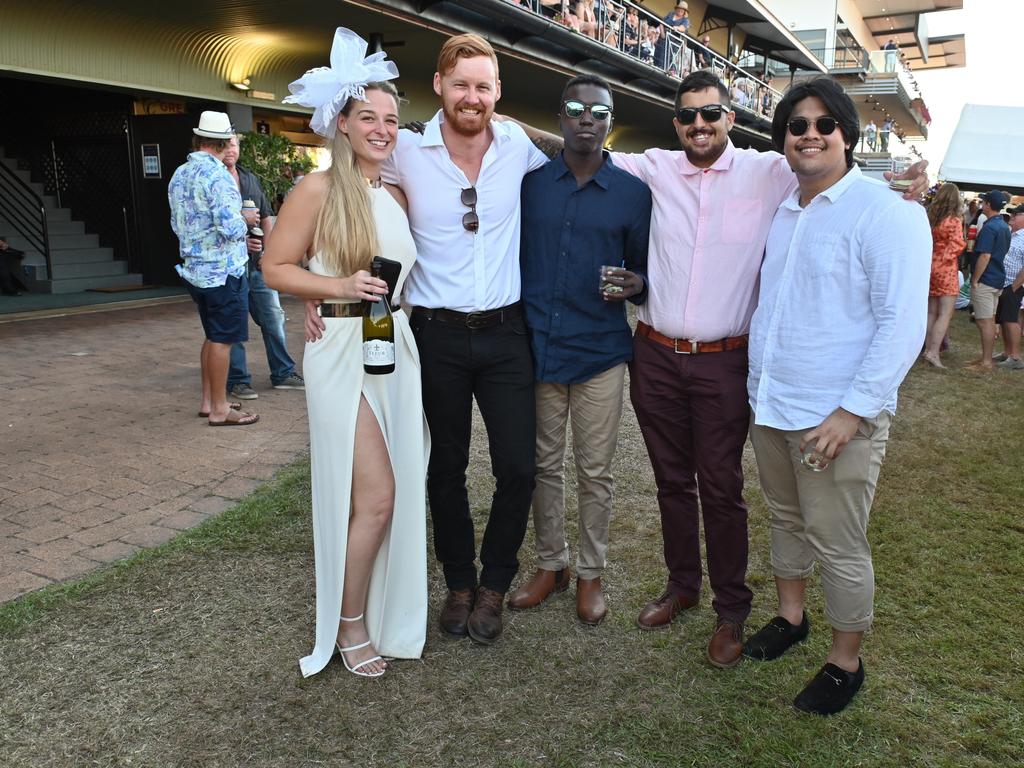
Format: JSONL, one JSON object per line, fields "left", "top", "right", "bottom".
{"left": 133, "top": 99, "right": 187, "bottom": 116}
{"left": 256, "top": 121, "right": 270, "bottom": 135}
{"left": 141, "top": 144, "right": 162, "bottom": 179}
{"left": 250, "top": 90, "right": 276, "bottom": 101}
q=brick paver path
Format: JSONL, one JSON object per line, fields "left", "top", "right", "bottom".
{"left": 0, "top": 297, "right": 310, "bottom": 602}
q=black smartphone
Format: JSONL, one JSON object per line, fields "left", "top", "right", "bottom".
{"left": 372, "top": 256, "right": 403, "bottom": 303}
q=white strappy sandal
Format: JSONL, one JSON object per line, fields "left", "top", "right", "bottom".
{"left": 336, "top": 614, "right": 386, "bottom": 678}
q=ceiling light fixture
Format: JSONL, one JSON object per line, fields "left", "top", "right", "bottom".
{"left": 230, "top": 78, "right": 252, "bottom": 91}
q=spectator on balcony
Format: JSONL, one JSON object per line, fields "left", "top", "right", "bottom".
{"left": 864, "top": 119, "right": 877, "bottom": 151}
{"left": 730, "top": 79, "right": 750, "bottom": 109}
{"left": 879, "top": 118, "right": 892, "bottom": 152}
{"left": 759, "top": 76, "right": 775, "bottom": 116}
{"left": 540, "top": 0, "right": 582, "bottom": 32}
{"left": 663, "top": 1, "right": 689, "bottom": 33}
{"left": 576, "top": 0, "right": 599, "bottom": 39}
{"left": 651, "top": 22, "right": 670, "bottom": 70}
{"left": 622, "top": 7, "right": 641, "bottom": 57}
{"left": 639, "top": 21, "right": 656, "bottom": 64}
{"left": 883, "top": 39, "right": 899, "bottom": 72}
{"left": 595, "top": 0, "right": 622, "bottom": 47}
{"left": 694, "top": 35, "right": 714, "bottom": 70}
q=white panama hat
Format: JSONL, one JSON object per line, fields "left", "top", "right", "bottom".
{"left": 193, "top": 111, "right": 235, "bottom": 139}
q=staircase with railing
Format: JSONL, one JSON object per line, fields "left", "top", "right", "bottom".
{"left": 0, "top": 145, "right": 143, "bottom": 293}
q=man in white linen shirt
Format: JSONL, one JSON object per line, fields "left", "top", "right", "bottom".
{"left": 382, "top": 34, "right": 549, "bottom": 645}
{"left": 743, "top": 77, "right": 930, "bottom": 716}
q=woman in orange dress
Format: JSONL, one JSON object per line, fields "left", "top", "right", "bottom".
{"left": 923, "top": 183, "right": 966, "bottom": 367}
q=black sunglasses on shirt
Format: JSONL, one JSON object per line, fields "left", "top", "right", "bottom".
{"left": 461, "top": 187, "right": 479, "bottom": 233}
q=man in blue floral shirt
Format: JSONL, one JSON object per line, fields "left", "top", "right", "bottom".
{"left": 168, "top": 111, "right": 259, "bottom": 426}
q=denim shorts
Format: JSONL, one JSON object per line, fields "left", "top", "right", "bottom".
{"left": 184, "top": 273, "right": 249, "bottom": 343}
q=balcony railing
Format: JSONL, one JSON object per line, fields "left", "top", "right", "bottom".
{"left": 504, "top": 0, "right": 783, "bottom": 120}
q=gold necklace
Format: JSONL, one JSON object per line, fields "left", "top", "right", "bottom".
{"left": 365, "top": 177, "right": 382, "bottom": 188}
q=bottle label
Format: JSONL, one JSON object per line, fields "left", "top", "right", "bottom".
{"left": 363, "top": 340, "right": 396, "bottom": 366}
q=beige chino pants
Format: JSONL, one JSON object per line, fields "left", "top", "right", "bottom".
{"left": 749, "top": 412, "right": 891, "bottom": 633}
{"left": 532, "top": 364, "right": 626, "bottom": 579}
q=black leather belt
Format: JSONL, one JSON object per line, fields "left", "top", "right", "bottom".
{"left": 319, "top": 302, "right": 399, "bottom": 318}
{"left": 411, "top": 302, "right": 523, "bottom": 330}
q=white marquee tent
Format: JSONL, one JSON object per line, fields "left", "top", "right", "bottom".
{"left": 939, "top": 104, "right": 1024, "bottom": 195}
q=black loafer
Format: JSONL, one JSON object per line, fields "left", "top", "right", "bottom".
{"left": 742, "top": 613, "right": 810, "bottom": 661}
{"left": 794, "top": 659, "right": 865, "bottom": 716}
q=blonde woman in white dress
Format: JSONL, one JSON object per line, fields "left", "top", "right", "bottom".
{"left": 262, "top": 29, "right": 428, "bottom": 679}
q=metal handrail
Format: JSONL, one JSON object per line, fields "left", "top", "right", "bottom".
{"left": 0, "top": 159, "right": 52, "bottom": 283}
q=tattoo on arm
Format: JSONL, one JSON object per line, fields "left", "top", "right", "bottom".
{"left": 532, "top": 135, "right": 564, "bottom": 159}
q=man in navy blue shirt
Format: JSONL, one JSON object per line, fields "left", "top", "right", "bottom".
{"left": 507, "top": 75, "right": 652, "bottom": 625}
{"left": 969, "top": 190, "right": 1012, "bottom": 371}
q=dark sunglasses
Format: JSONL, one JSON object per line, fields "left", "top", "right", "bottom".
{"left": 562, "top": 100, "right": 613, "bottom": 121}
{"left": 461, "top": 187, "right": 479, "bottom": 233}
{"left": 675, "top": 104, "right": 728, "bottom": 124}
{"left": 787, "top": 116, "right": 838, "bottom": 136}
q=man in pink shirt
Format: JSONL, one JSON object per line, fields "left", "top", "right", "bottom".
{"left": 613, "top": 71, "right": 794, "bottom": 667}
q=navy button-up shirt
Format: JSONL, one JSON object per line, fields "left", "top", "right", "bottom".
{"left": 521, "top": 152, "right": 652, "bottom": 384}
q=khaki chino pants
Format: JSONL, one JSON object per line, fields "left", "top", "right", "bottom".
{"left": 532, "top": 364, "right": 625, "bottom": 579}
{"left": 749, "top": 412, "right": 891, "bottom": 633}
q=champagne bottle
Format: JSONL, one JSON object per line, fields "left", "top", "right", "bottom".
{"left": 362, "top": 257, "right": 395, "bottom": 375}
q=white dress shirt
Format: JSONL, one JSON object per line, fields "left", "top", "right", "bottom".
{"left": 382, "top": 111, "right": 548, "bottom": 312}
{"left": 749, "top": 165, "right": 931, "bottom": 430}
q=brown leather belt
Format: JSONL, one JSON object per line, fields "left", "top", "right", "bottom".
{"left": 411, "top": 302, "right": 523, "bottom": 330}
{"left": 636, "top": 321, "right": 748, "bottom": 354}
{"left": 319, "top": 301, "right": 398, "bottom": 318}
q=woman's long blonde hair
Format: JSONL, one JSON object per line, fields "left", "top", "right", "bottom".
{"left": 313, "top": 81, "right": 399, "bottom": 277}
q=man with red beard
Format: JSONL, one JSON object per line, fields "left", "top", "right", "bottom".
{"left": 510, "top": 69, "right": 927, "bottom": 668}
{"left": 381, "top": 34, "right": 550, "bottom": 645}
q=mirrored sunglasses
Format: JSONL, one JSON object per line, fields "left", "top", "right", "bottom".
{"left": 562, "top": 100, "right": 613, "bottom": 121}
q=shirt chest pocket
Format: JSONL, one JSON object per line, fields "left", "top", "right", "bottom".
{"left": 721, "top": 198, "right": 764, "bottom": 244}
{"left": 799, "top": 233, "right": 843, "bottom": 278}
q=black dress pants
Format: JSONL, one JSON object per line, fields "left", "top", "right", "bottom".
{"left": 409, "top": 311, "right": 536, "bottom": 594}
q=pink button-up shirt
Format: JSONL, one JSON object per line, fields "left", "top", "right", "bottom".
{"left": 612, "top": 141, "right": 796, "bottom": 341}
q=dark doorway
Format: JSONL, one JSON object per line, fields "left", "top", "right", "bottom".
{"left": 130, "top": 114, "right": 198, "bottom": 285}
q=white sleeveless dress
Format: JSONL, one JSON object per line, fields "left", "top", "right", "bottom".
{"left": 299, "top": 186, "right": 429, "bottom": 678}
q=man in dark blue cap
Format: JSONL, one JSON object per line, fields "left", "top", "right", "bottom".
{"left": 968, "top": 190, "right": 1011, "bottom": 371}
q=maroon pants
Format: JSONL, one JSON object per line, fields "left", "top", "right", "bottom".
{"left": 629, "top": 334, "right": 753, "bottom": 622}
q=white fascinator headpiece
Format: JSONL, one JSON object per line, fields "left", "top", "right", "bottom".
{"left": 283, "top": 27, "right": 400, "bottom": 139}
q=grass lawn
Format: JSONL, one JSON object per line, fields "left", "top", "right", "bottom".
{"left": 1, "top": 313, "right": 1022, "bottom": 767}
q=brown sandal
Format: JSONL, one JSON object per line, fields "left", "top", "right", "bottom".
{"left": 208, "top": 411, "right": 259, "bottom": 427}
{"left": 197, "top": 402, "right": 242, "bottom": 418}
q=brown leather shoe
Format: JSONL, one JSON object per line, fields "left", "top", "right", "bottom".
{"left": 467, "top": 587, "right": 504, "bottom": 645}
{"left": 439, "top": 588, "right": 475, "bottom": 638}
{"left": 707, "top": 617, "right": 744, "bottom": 668}
{"left": 576, "top": 576, "right": 607, "bottom": 626}
{"left": 636, "top": 590, "right": 698, "bottom": 630}
{"left": 507, "top": 568, "right": 571, "bottom": 610}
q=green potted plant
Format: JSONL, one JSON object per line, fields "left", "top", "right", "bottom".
{"left": 237, "top": 132, "right": 316, "bottom": 211}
